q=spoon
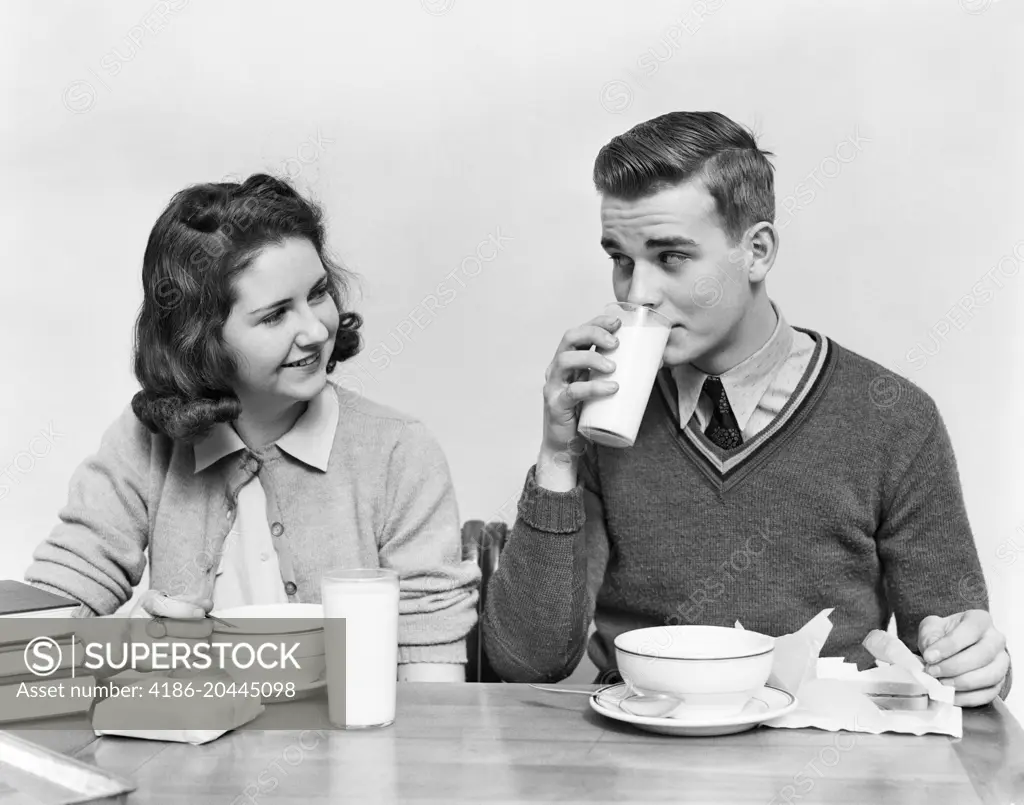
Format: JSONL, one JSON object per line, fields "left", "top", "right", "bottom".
{"left": 528, "top": 684, "right": 598, "bottom": 696}
{"left": 145, "top": 614, "right": 238, "bottom": 639}
{"left": 529, "top": 684, "right": 685, "bottom": 718}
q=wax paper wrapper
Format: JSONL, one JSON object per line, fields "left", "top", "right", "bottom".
{"left": 740, "top": 609, "right": 962, "bottom": 738}
{"left": 91, "top": 670, "right": 265, "bottom": 745}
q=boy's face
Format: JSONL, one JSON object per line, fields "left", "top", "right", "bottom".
{"left": 600, "top": 179, "right": 757, "bottom": 369}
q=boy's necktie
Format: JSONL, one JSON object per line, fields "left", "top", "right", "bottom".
{"left": 702, "top": 375, "right": 743, "bottom": 450}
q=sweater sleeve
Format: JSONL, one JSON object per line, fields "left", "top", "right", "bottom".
{"left": 24, "top": 406, "right": 152, "bottom": 617}
{"left": 378, "top": 420, "right": 480, "bottom": 665}
{"left": 481, "top": 448, "right": 608, "bottom": 683}
{"left": 876, "top": 403, "right": 1012, "bottom": 699}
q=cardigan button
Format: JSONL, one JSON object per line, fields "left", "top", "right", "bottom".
{"left": 271, "top": 522, "right": 284, "bottom": 537}
{"left": 284, "top": 581, "right": 297, "bottom": 596}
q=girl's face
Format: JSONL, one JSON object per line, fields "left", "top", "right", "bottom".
{"left": 221, "top": 237, "right": 339, "bottom": 408}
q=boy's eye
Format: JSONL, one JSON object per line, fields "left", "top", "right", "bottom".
{"left": 661, "top": 252, "right": 689, "bottom": 266}
{"left": 610, "top": 254, "right": 634, "bottom": 271}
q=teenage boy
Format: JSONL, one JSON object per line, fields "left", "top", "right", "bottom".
{"left": 482, "top": 111, "right": 1010, "bottom": 706}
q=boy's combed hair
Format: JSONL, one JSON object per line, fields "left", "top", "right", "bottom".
{"left": 131, "top": 174, "right": 362, "bottom": 442}
{"left": 593, "top": 111, "right": 776, "bottom": 243}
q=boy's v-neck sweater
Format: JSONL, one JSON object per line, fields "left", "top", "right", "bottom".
{"left": 482, "top": 329, "right": 997, "bottom": 684}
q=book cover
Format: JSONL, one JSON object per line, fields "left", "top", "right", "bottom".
{"left": 0, "top": 664, "right": 83, "bottom": 687}
{"left": 0, "top": 675, "right": 97, "bottom": 723}
{"left": 0, "top": 581, "right": 79, "bottom": 617}
{"left": 0, "top": 637, "right": 83, "bottom": 680}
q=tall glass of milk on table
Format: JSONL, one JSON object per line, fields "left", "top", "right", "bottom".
{"left": 578, "top": 302, "right": 672, "bottom": 448}
{"left": 321, "top": 567, "right": 400, "bottom": 729}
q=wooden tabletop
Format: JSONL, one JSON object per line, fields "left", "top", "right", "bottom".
{"left": 6, "top": 684, "right": 1024, "bottom": 804}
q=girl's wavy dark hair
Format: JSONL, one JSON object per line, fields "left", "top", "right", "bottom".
{"left": 131, "top": 173, "right": 362, "bottom": 442}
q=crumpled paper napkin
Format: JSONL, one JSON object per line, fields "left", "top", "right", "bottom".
{"left": 741, "top": 609, "right": 962, "bottom": 738}
{"left": 91, "top": 670, "right": 265, "bottom": 745}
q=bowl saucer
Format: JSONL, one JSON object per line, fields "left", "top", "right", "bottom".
{"left": 590, "top": 683, "right": 797, "bottom": 736}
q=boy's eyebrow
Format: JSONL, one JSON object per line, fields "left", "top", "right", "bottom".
{"left": 249, "top": 275, "right": 329, "bottom": 315}
{"left": 600, "top": 236, "right": 700, "bottom": 251}
{"left": 645, "top": 236, "right": 699, "bottom": 249}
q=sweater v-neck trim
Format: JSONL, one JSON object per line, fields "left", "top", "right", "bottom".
{"left": 653, "top": 328, "right": 836, "bottom": 492}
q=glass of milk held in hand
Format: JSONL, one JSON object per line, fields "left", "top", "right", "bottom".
{"left": 578, "top": 302, "right": 672, "bottom": 448}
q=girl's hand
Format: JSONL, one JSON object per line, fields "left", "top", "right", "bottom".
{"left": 126, "top": 590, "right": 215, "bottom": 672}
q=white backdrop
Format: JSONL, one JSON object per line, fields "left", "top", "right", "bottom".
{"left": 1, "top": 0, "right": 1021, "bottom": 713}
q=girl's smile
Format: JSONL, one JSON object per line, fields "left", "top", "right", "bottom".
{"left": 281, "top": 350, "right": 323, "bottom": 370}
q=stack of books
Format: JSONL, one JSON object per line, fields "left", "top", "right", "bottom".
{"left": 0, "top": 581, "right": 95, "bottom": 722}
